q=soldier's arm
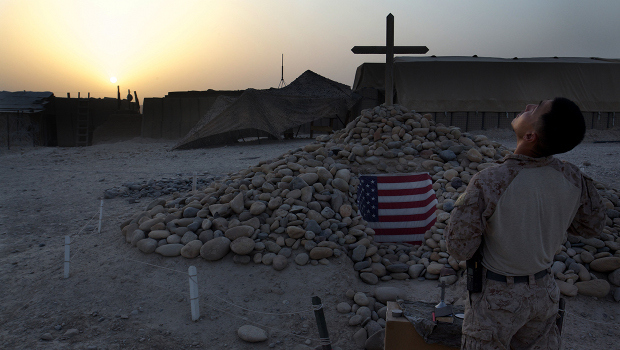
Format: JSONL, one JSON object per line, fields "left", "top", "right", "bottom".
{"left": 567, "top": 175, "right": 606, "bottom": 238}
{"left": 445, "top": 177, "right": 486, "bottom": 261}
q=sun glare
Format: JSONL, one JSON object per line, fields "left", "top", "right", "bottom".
{"left": 110, "top": 77, "right": 117, "bottom": 83}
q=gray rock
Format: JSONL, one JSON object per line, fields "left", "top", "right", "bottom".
{"left": 351, "top": 245, "right": 367, "bottom": 262}
{"left": 375, "top": 286, "right": 406, "bottom": 304}
{"left": 230, "top": 237, "right": 255, "bottom": 255}
{"left": 305, "top": 220, "right": 322, "bottom": 234}
{"left": 609, "top": 268, "right": 620, "bottom": 286}
{"left": 200, "top": 237, "right": 231, "bottom": 261}
{"left": 224, "top": 225, "right": 254, "bottom": 240}
{"left": 590, "top": 257, "right": 620, "bottom": 272}
{"left": 309, "top": 247, "right": 333, "bottom": 259}
{"left": 354, "top": 260, "right": 371, "bottom": 271}
{"left": 41, "top": 333, "right": 53, "bottom": 341}
{"left": 183, "top": 207, "right": 200, "bottom": 218}
{"left": 155, "top": 244, "right": 184, "bottom": 257}
{"left": 295, "top": 253, "right": 309, "bottom": 266}
{"left": 272, "top": 255, "right": 288, "bottom": 271}
{"left": 237, "top": 325, "right": 268, "bottom": 343}
{"left": 181, "top": 232, "right": 198, "bottom": 245}
{"left": 556, "top": 280, "right": 578, "bottom": 297}
{"left": 352, "top": 328, "right": 367, "bottom": 348}
{"left": 386, "top": 263, "right": 409, "bottom": 273}
{"left": 354, "top": 292, "right": 369, "bottom": 306}
{"left": 551, "top": 261, "right": 566, "bottom": 275}
{"left": 181, "top": 240, "right": 203, "bottom": 259}
{"left": 230, "top": 192, "right": 245, "bottom": 214}
{"left": 408, "top": 264, "right": 425, "bottom": 279}
{"left": 439, "top": 150, "right": 457, "bottom": 161}
{"left": 336, "top": 302, "right": 351, "bottom": 314}
{"left": 360, "top": 272, "right": 379, "bottom": 285}
{"left": 64, "top": 328, "right": 79, "bottom": 338}
{"left": 575, "top": 279, "right": 611, "bottom": 297}
{"left": 137, "top": 238, "right": 158, "bottom": 254}
{"left": 365, "top": 329, "right": 385, "bottom": 350}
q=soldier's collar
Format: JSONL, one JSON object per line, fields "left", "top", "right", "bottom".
{"left": 499, "top": 153, "right": 555, "bottom": 166}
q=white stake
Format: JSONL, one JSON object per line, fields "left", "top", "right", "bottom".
{"left": 188, "top": 266, "right": 200, "bottom": 321}
{"left": 64, "top": 236, "right": 70, "bottom": 278}
{"left": 192, "top": 172, "right": 197, "bottom": 194}
{"left": 98, "top": 199, "right": 104, "bottom": 233}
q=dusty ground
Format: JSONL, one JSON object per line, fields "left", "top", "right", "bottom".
{"left": 1, "top": 129, "right": 619, "bottom": 350}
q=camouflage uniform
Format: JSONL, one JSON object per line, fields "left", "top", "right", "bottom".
{"left": 445, "top": 154, "right": 606, "bottom": 349}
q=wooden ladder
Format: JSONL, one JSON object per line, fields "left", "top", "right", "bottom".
{"left": 75, "top": 98, "right": 90, "bottom": 146}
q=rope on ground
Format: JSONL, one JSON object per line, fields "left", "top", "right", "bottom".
{"left": 204, "top": 302, "right": 322, "bottom": 342}
{"left": 565, "top": 310, "right": 620, "bottom": 326}
{"left": 204, "top": 292, "right": 316, "bottom": 316}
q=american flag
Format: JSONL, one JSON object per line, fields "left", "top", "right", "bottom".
{"left": 357, "top": 173, "right": 437, "bottom": 244}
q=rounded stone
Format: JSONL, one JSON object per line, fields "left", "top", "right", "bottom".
{"left": 181, "top": 240, "right": 203, "bottom": 258}
{"left": 155, "top": 244, "right": 184, "bottom": 257}
{"left": 295, "top": 253, "right": 310, "bottom": 266}
{"left": 360, "top": 272, "right": 379, "bottom": 285}
{"left": 354, "top": 292, "right": 369, "bottom": 306}
{"left": 200, "top": 236, "right": 231, "bottom": 261}
{"left": 589, "top": 257, "right": 620, "bottom": 272}
{"left": 137, "top": 238, "right": 158, "bottom": 254}
{"left": 249, "top": 202, "right": 266, "bottom": 215}
{"left": 309, "top": 247, "right": 333, "bottom": 260}
{"left": 287, "top": 226, "right": 306, "bottom": 239}
{"left": 556, "top": 280, "right": 578, "bottom": 297}
{"left": 230, "top": 237, "right": 255, "bottom": 255}
{"left": 575, "top": 279, "right": 611, "bottom": 297}
{"left": 337, "top": 302, "right": 352, "bottom": 314}
{"left": 375, "top": 286, "right": 406, "bottom": 304}
{"left": 332, "top": 178, "right": 349, "bottom": 192}
{"left": 272, "top": 255, "right": 288, "bottom": 271}
{"left": 237, "top": 325, "right": 268, "bottom": 343}
{"left": 224, "top": 225, "right": 254, "bottom": 240}
{"left": 148, "top": 230, "right": 171, "bottom": 240}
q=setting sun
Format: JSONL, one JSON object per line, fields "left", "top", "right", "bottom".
{"left": 110, "top": 77, "right": 117, "bottom": 83}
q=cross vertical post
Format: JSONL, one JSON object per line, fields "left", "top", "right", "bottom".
{"left": 385, "top": 14, "right": 394, "bottom": 106}
{"left": 351, "top": 14, "right": 428, "bottom": 107}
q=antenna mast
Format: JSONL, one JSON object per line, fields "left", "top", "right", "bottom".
{"left": 278, "top": 54, "right": 286, "bottom": 88}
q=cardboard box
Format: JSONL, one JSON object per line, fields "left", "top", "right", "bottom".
{"left": 385, "top": 301, "right": 459, "bottom": 350}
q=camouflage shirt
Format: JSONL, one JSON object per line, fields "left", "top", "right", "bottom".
{"left": 445, "top": 154, "right": 606, "bottom": 275}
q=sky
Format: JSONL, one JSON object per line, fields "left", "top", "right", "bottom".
{"left": 2, "top": 0, "right": 620, "bottom": 103}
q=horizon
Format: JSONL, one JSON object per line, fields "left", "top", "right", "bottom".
{"left": 2, "top": 0, "right": 620, "bottom": 104}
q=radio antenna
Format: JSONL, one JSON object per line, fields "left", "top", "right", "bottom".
{"left": 278, "top": 54, "right": 286, "bottom": 88}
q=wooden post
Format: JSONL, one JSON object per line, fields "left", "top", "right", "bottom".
{"left": 117, "top": 86, "right": 121, "bottom": 110}
{"left": 312, "top": 296, "right": 332, "bottom": 350}
{"left": 351, "top": 14, "right": 428, "bottom": 108}
{"left": 64, "top": 236, "right": 70, "bottom": 278}
{"left": 385, "top": 14, "right": 394, "bottom": 106}
{"left": 188, "top": 266, "right": 200, "bottom": 321}
{"left": 98, "top": 199, "right": 104, "bottom": 233}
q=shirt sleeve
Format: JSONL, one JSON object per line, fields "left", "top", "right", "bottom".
{"left": 567, "top": 175, "right": 606, "bottom": 238}
{"left": 445, "top": 176, "right": 486, "bottom": 261}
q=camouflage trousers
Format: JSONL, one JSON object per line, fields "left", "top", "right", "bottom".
{"left": 462, "top": 270, "right": 561, "bottom": 350}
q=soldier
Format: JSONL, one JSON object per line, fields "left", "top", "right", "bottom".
{"left": 445, "top": 98, "right": 606, "bottom": 349}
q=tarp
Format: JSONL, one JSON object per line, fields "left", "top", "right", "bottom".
{"left": 353, "top": 56, "right": 620, "bottom": 112}
{"left": 173, "top": 70, "right": 359, "bottom": 149}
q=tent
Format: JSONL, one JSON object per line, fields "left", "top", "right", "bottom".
{"left": 173, "top": 70, "right": 360, "bottom": 149}
{"left": 353, "top": 56, "right": 620, "bottom": 113}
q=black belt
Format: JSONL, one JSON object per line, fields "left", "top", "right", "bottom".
{"left": 486, "top": 269, "right": 548, "bottom": 284}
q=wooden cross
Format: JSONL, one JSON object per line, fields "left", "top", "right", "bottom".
{"left": 352, "top": 13, "right": 429, "bottom": 106}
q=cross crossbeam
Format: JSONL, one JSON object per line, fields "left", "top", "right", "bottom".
{"left": 351, "top": 14, "right": 429, "bottom": 106}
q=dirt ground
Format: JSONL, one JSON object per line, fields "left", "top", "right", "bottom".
{"left": 1, "top": 129, "right": 619, "bottom": 350}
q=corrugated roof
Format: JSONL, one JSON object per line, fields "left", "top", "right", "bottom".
{"left": 0, "top": 91, "right": 54, "bottom": 113}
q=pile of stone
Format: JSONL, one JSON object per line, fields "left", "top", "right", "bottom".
{"left": 120, "top": 104, "right": 620, "bottom": 299}
{"left": 337, "top": 286, "right": 408, "bottom": 350}
{"left": 105, "top": 175, "right": 215, "bottom": 201}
